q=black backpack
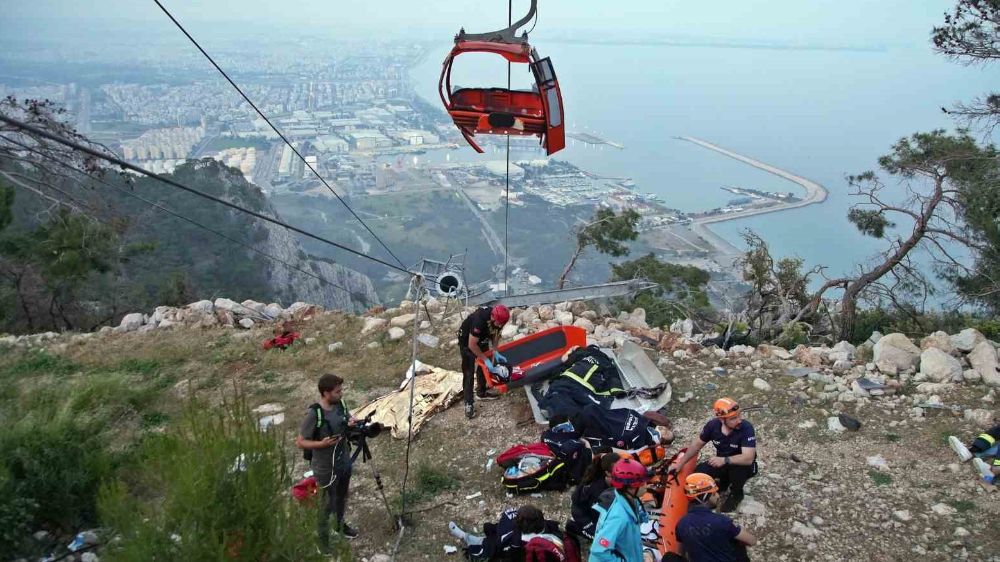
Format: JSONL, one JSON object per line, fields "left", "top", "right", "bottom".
{"left": 303, "top": 403, "right": 333, "bottom": 461}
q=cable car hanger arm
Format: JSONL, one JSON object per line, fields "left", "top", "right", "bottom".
{"left": 456, "top": 0, "right": 537, "bottom": 44}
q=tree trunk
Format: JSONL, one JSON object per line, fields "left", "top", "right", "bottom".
{"left": 557, "top": 243, "right": 584, "bottom": 290}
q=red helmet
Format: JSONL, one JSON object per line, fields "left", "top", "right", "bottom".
{"left": 609, "top": 458, "right": 650, "bottom": 489}
{"left": 491, "top": 304, "right": 510, "bottom": 326}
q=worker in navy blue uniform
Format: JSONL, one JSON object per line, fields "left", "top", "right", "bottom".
{"left": 448, "top": 505, "right": 561, "bottom": 561}
{"left": 669, "top": 397, "right": 757, "bottom": 513}
{"left": 457, "top": 304, "right": 510, "bottom": 419}
{"left": 676, "top": 473, "right": 757, "bottom": 562}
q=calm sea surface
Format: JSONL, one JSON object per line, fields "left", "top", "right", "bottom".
{"left": 411, "top": 41, "right": 996, "bottom": 277}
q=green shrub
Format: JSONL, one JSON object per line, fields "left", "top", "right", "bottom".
{"left": 0, "top": 419, "right": 114, "bottom": 555}
{"left": 776, "top": 322, "right": 808, "bottom": 349}
{"left": 0, "top": 350, "right": 78, "bottom": 379}
{"left": 395, "top": 464, "right": 459, "bottom": 511}
{"left": 869, "top": 470, "right": 892, "bottom": 486}
{"left": 98, "top": 398, "right": 335, "bottom": 562}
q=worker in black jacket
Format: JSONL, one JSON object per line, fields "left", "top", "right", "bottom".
{"left": 457, "top": 304, "right": 510, "bottom": 419}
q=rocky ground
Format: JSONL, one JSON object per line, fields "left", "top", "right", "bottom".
{"left": 5, "top": 298, "right": 999, "bottom": 562}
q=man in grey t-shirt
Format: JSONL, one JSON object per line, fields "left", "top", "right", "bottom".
{"left": 296, "top": 373, "right": 358, "bottom": 550}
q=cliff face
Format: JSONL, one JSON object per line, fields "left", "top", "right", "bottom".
{"left": 256, "top": 219, "right": 380, "bottom": 313}
{"left": 176, "top": 160, "right": 381, "bottom": 313}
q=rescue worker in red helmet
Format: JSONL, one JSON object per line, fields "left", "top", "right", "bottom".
{"left": 676, "top": 473, "right": 757, "bottom": 562}
{"left": 669, "top": 397, "right": 758, "bottom": 512}
{"left": 457, "top": 304, "right": 510, "bottom": 419}
{"left": 588, "top": 458, "right": 649, "bottom": 562}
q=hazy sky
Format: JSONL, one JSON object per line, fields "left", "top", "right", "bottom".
{"left": 1, "top": 0, "right": 960, "bottom": 46}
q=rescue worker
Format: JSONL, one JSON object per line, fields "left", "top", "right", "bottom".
{"left": 567, "top": 453, "right": 621, "bottom": 545}
{"left": 589, "top": 458, "right": 649, "bottom": 562}
{"left": 675, "top": 473, "right": 757, "bottom": 562}
{"left": 448, "top": 504, "right": 562, "bottom": 561}
{"left": 669, "top": 398, "right": 757, "bottom": 513}
{"left": 949, "top": 423, "right": 1000, "bottom": 484}
{"left": 571, "top": 404, "right": 674, "bottom": 461}
{"left": 538, "top": 345, "right": 626, "bottom": 419}
{"left": 457, "top": 304, "right": 510, "bottom": 419}
{"left": 295, "top": 374, "right": 359, "bottom": 551}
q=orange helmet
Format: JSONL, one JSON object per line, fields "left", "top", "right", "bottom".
{"left": 713, "top": 397, "right": 740, "bottom": 419}
{"left": 684, "top": 473, "right": 719, "bottom": 499}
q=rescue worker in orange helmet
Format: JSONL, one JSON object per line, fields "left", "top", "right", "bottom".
{"left": 669, "top": 398, "right": 758, "bottom": 512}
{"left": 676, "top": 473, "right": 757, "bottom": 562}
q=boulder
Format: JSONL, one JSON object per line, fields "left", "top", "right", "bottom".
{"left": 327, "top": 342, "right": 344, "bottom": 353}
{"left": 501, "top": 323, "right": 519, "bottom": 339}
{"left": 758, "top": 344, "right": 791, "bottom": 360}
{"left": 554, "top": 310, "right": 574, "bottom": 326}
{"left": 920, "top": 331, "right": 956, "bottom": 355}
{"left": 968, "top": 340, "right": 1000, "bottom": 387}
{"left": 187, "top": 300, "right": 214, "bottom": 313}
{"left": 964, "top": 408, "right": 994, "bottom": 427}
{"left": 117, "top": 313, "right": 145, "bottom": 332}
{"left": 950, "top": 328, "right": 985, "bottom": 353}
{"left": 572, "top": 317, "right": 595, "bottom": 333}
{"left": 215, "top": 309, "right": 235, "bottom": 327}
{"left": 554, "top": 301, "right": 572, "bottom": 312}
{"left": 669, "top": 318, "right": 694, "bottom": 338}
{"left": 263, "top": 303, "right": 284, "bottom": 319}
{"left": 873, "top": 333, "right": 920, "bottom": 373}
{"left": 238, "top": 318, "right": 254, "bottom": 329}
{"left": 213, "top": 298, "right": 241, "bottom": 312}
{"left": 753, "top": 378, "right": 771, "bottom": 391}
{"left": 390, "top": 313, "right": 416, "bottom": 328}
{"left": 537, "top": 305, "right": 555, "bottom": 322}
{"left": 793, "top": 345, "right": 823, "bottom": 367}
{"left": 618, "top": 308, "right": 648, "bottom": 330}
{"left": 361, "top": 317, "right": 387, "bottom": 335}
{"left": 388, "top": 327, "right": 406, "bottom": 341}
{"left": 240, "top": 300, "right": 266, "bottom": 313}
{"left": 919, "top": 348, "right": 963, "bottom": 382}
{"left": 827, "top": 340, "right": 856, "bottom": 363}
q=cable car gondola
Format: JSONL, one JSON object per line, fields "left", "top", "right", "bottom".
{"left": 439, "top": 0, "right": 565, "bottom": 155}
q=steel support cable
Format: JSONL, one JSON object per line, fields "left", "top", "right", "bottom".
{"left": 0, "top": 134, "right": 380, "bottom": 309}
{"left": 0, "top": 115, "right": 411, "bottom": 274}
{"left": 391, "top": 276, "right": 425, "bottom": 560}
{"left": 502, "top": 0, "right": 512, "bottom": 297}
{"left": 152, "top": 0, "right": 407, "bottom": 270}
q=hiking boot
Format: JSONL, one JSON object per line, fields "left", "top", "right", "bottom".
{"left": 949, "top": 436, "right": 973, "bottom": 462}
{"left": 477, "top": 388, "right": 501, "bottom": 401}
{"left": 340, "top": 523, "right": 359, "bottom": 540}
{"left": 720, "top": 492, "right": 743, "bottom": 513}
{"left": 465, "top": 404, "right": 476, "bottom": 419}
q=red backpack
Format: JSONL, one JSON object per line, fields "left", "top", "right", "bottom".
{"left": 497, "top": 442, "right": 554, "bottom": 467}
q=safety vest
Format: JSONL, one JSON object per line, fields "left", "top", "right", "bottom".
{"left": 559, "top": 361, "right": 624, "bottom": 396}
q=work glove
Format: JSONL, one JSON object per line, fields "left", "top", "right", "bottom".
{"left": 493, "top": 351, "right": 507, "bottom": 363}
{"left": 484, "top": 358, "right": 496, "bottom": 373}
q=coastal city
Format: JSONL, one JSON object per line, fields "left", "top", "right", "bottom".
{"left": 0, "top": 38, "right": 820, "bottom": 287}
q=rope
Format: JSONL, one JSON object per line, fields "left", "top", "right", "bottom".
{"left": 502, "top": 0, "right": 512, "bottom": 297}
{"left": 0, "top": 115, "right": 411, "bottom": 274}
{"left": 0, "top": 133, "right": 380, "bottom": 309}
{"left": 152, "top": 0, "right": 407, "bottom": 271}
{"left": 391, "top": 275, "right": 425, "bottom": 560}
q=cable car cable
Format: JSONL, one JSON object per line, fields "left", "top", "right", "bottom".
{"left": 152, "top": 0, "right": 408, "bottom": 271}
{"left": 502, "top": 0, "right": 512, "bottom": 297}
{"left": 0, "top": 134, "right": 379, "bottom": 309}
{"left": 0, "top": 114, "right": 411, "bottom": 275}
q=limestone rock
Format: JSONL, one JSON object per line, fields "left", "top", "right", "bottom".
{"left": 538, "top": 305, "right": 555, "bottom": 322}
{"left": 964, "top": 408, "right": 994, "bottom": 427}
{"left": 827, "top": 417, "right": 847, "bottom": 433}
{"left": 554, "top": 310, "right": 574, "bottom": 326}
{"left": 968, "top": 340, "right": 1000, "bottom": 387}
{"left": 874, "top": 333, "right": 921, "bottom": 373}
{"left": 753, "top": 378, "right": 771, "bottom": 391}
{"left": 950, "top": 328, "right": 985, "bottom": 353}
{"left": 893, "top": 510, "right": 912, "bottom": 522}
{"left": 919, "top": 348, "right": 963, "bottom": 382}
{"left": 501, "top": 323, "right": 519, "bottom": 338}
{"left": 362, "top": 317, "right": 387, "bottom": 335}
{"left": 931, "top": 503, "right": 957, "bottom": 516}
{"left": 759, "top": 344, "right": 791, "bottom": 360}
{"left": 669, "top": 318, "right": 694, "bottom": 338}
{"left": 737, "top": 497, "right": 767, "bottom": 516}
{"left": 920, "top": 331, "right": 956, "bottom": 355}
{"left": 388, "top": 327, "right": 406, "bottom": 340}
{"left": 117, "top": 313, "right": 145, "bottom": 333}
{"left": 238, "top": 318, "right": 254, "bottom": 329}
{"left": 390, "top": 313, "right": 416, "bottom": 328}
{"left": 327, "top": 342, "right": 344, "bottom": 353}
{"left": 618, "top": 308, "right": 648, "bottom": 330}
{"left": 793, "top": 345, "right": 823, "bottom": 367}
{"left": 240, "top": 300, "right": 266, "bottom": 314}
{"left": 187, "top": 300, "right": 214, "bottom": 313}
{"left": 573, "top": 317, "right": 595, "bottom": 333}
{"left": 263, "top": 303, "right": 284, "bottom": 318}
{"left": 213, "top": 297, "right": 241, "bottom": 312}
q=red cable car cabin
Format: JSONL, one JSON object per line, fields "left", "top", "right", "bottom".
{"left": 439, "top": 40, "right": 565, "bottom": 155}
